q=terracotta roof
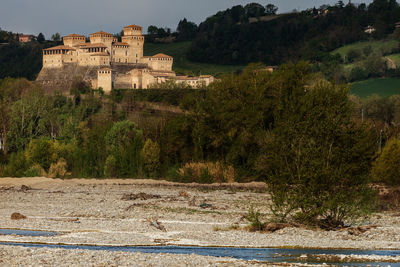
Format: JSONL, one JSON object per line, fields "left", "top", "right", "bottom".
{"left": 90, "top": 31, "right": 113, "bottom": 36}
{"left": 99, "top": 67, "right": 112, "bottom": 71}
{"left": 152, "top": 53, "right": 173, "bottom": 58}
{"left": 200, "top": 75, "right": 213, "bottom": 78}
{"left": 78, "top": 43, "right": 107, "bottom": 48}
{"left": 44, "top": 45, "right": 76, "bottom": 51}
{"left": 113, "top": 42, "right": 129, "bottom": 46}
{"left": 90, "top": 53, "right": 109, "bottom": 56}
{"left": 124, "top": 24, "right": 142, "bottom": 29}
{"left": 63, "top": 34, "right": 85, "bottom": 38}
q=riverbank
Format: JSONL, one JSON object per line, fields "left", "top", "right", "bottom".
{"left": 1, "top": 177, "right": 400, "bottom": 265}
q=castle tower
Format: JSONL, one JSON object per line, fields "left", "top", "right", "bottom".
{"left": 89, "top": 31, "right": 114, "bottom": 52}
{"left": 97, "top": 68, "right": 113, "bottom": 93}
{"left": 63, "top": 34, "right": 86, "bottom": 47}
{"left": 121, "top": 25, "right": 144, "bottom": 63}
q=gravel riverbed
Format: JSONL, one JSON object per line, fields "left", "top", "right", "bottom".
{"left": 0, "top": 177, "right": 400, "bottom": 266}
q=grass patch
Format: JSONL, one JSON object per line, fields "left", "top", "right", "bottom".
{"left": 387, "top": 53, "right": 400, "bottom": 66}
{"left": 143, "top": 42, "right": 244, "bottom": 76}
{"left": 350, "top": 78, "right": 400, "bottom": 98}
{"left": 332, "top": 39, "right": 399, "bottom": 58}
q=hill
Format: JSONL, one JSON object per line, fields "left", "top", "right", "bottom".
{"left": 188, "top": 1, "right": 400, "bottom": 65}
{"left": 351, "top": 78, "right": 400, "bottom": 98}
{"left": 144, "top": 42, "right": 243, "bottom": 76}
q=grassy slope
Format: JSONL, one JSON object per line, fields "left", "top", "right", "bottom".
{"left": 143, "top": 41, "right": 244, "bottom": 76}
{"left": 332, "top": 39, "right": 399, "bottom": 58}
{"left": 387, "top": 53, "right": 400, "bottom": 66}
{"left": 351, "top": 78, "right": 400, "bottom": 98}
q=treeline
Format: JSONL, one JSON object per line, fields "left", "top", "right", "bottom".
{"left": 187, "top": 0, "right": 400, "bottom": 65}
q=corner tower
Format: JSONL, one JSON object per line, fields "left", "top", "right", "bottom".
{"left": 121, "top": 25, "right": 144, "bottom": 63}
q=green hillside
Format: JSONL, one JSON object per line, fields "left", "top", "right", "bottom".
{"left": 144, "top": 42, "right": 244, "bottom": 76}
{"left": 332, "top": 40, "right": 399, "bottom": 58}
{"left": 351, "top": 78, "right": 400, "bottom": 98}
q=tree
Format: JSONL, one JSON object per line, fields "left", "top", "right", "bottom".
{"left": 371, "top": 138, "right": 400, "bottom": 185}
{"left": 257, "top": 76, "right": 376, "bottom": 227}
{"left": 51, "top": 33, "right": 61, "bottom": 42}
{"left": 176, "top": 18, "right": 198, "bottom": 41}
{"left": 37, "top": 33, "right": 45, "bottom": 43}
{"left": 141, "top": 139, "right": 160, "bottom": 177}
{"left": 105, "top": 120, "right": 144, "bottom": 177}
{"left": 245, "top": 3, "right": 265, "bottom": 17}
{"left": 265, "top": 4, "right": 278, "bottom": 15}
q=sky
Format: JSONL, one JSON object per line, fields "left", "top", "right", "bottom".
{"left": 0, "top": 0, "right": 374, "bottom": 38}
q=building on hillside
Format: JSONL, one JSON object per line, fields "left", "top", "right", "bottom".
{"left": 18, "top": 34, "right": 35, "bottom": 43}
{"left": 364, "top": 25, "right": 376, "bottom": 34}
{"left": 38, "top": 25, "right": 214, "bottom": 93}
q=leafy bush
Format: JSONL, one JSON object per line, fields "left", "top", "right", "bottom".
{"left": 245, "top": 207, "right": 265, "bottom": 231}
{"left": 258, "top": 80, "right": 376, "bottom": 227}
{"left": 24, "top": 164, "right": 46, "bottom": 177}
{"left": 141, "top": 139, "right": 160, "bottom": 177}
{"left": 48, "top": 158, "right": 68, "bottom": 178}
{"left": 2, "top": 151, "right": 28, "bottom": 177}
{"left": 371, "top": 139, "right": 400, "bottom": 185}
{"left": 25, "top": 139, "right": 56, "bottom": 171}
{"left": 177, "top": 162, "right": 235, "bottom": 184}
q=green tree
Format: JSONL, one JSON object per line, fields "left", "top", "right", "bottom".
{"left": 141, "top": 139, "right": 160, "bottom": 177}
{"left": 257, "top": 80, "right": 376, "bottom": 226}
{"left": 51, "top": 33, "right": 61, "bottom": 42}
{"left": 105, "top": 120, "right": 144, "bottom": 177}
{"left": 265, "top": 4, "right": 278, "bottom": 15}
{"left": 37, "top": 33, "right": 45, "bottom": 43}
{"left": 371, "top": 138, "right": 400, "bottom": 185}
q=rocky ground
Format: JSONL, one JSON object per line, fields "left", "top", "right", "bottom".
{"left": 0, "top": 177, "right": 400, "bottom": 266}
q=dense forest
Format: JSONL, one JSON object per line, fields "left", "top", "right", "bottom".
{"left": 188, "top": 0, "right": 400, "bottom": 65}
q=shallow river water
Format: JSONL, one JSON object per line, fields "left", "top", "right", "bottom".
{"left": 0, "top": 229, "right": 399, "bottom": 266}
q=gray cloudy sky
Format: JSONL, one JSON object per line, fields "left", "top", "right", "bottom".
{"left": 0, "top": 0, "right": 373, "bottom": 38}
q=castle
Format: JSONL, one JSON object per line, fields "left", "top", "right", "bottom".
{"left": 37, "top": 25, "right": 214, "bottom": 92}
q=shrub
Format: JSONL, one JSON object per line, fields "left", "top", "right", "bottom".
{"left": 258, "top": 81, "right": 376, "bottom": 227}
{"left": 104, "top": 155, "right": 117, "bottom": 177}
{"left": 371, "top": 139, "right": 400, "bottom": 185}
{"left": 141, "top": 139, "right": 160, "bottom": 178}
{"left": 48, "top": 158, "right": 68, "bottom": 178}
{"left": 245, "top": 207, "right": 265, "bottom": 231}
{"left": 2, "top": 151, "right": 28, "bottom": 177}
{"left": 177, "top": 161, "right": 235, "bottom": 183}
{"left": 24, "top": 164, "right": 46, "bottom": 177}
{"left": 25, "top": 139, "right": 56, "bottom": 171}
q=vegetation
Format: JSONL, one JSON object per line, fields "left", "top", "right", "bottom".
{"left": 143, "top": 42, "right": 244, "bottom": 76}
{"left": 351, "top": 78, "right": 400, "bottom": 98}
{"left": 372, "top": 139, "right": 400, "bottom": 185}
{"left": 188, "top": 1, "right": 400, "bottom": 65}
{"left": 1, "top": 61, "right": 397, "bottom": 227}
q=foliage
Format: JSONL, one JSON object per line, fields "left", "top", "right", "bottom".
{"left": 257, "top": 80, "right": 376, "bottom": 226}
{"left": 48, "top": 158, "right": 68, "bottom": 178}
{"left": 25, "top": 139, "right": 56, "bottom": 171}
{"left": 104, "top": 120, "right": 144, "bottom": 177}
{"left": 141, "top": 139, "right": 160, "bottom": 177}
{"left": 245, "top": 206, "right": 265, "bottom": 231}
{"left": 143, "top": 42, "right": 244, "bottom": 76}
{"left": 24, "top": 164, "right": 46, "bottom": 177}
{"left": 372, "top": 138, "right": 400, "bottom": 185}
{"left": 188, "top": 1, "right": 400, "bottom": 66}
{"left": 177, "top": 161, "right": 235, "bottom": 184}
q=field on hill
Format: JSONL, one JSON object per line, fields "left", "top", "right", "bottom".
{"left": 332, "top": 39, "right": 399, "bottom": 58}
{"left": 351, "top": 78, "right": 400, "bottom": 98}
{"left": 143, "top": 42, "right": 244, "bottom": 76}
